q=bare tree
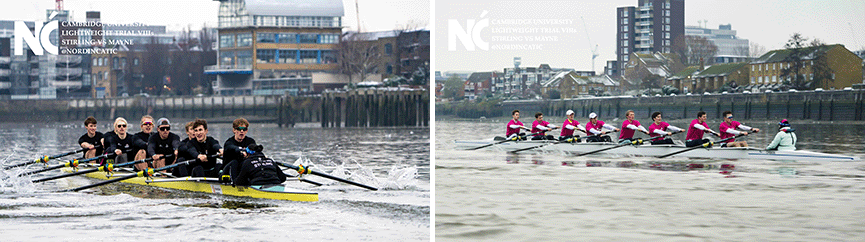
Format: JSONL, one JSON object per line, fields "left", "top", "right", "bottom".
{"left": 336, "top": 32, "right": 385, "bottom": 87}
{"left": 749, "top": 42, "right": 767, "bottom": 58}
{"left": 780, "top": 33, "right": 832, "bottom": 89}
{"left": 671, "top": 35, "right": 718, "bottom": 66}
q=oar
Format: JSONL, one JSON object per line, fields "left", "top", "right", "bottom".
{"left": 510, "top": 133, "right": 594, "bottom": 153}
{"left": 3, "top": 146, "right": 100, "bottom": 170}
{"left": 273, "top": 160, "right": 378, "bottom": 191}
{"left": 469, "top": 131, "right": 541, "bottom": 150}
{"left": 657, "top": 134, "right": 746, "bottom": 158}
{"left": 18, "top": 153, "right": 116, "bottom": 177}
{"left": 62, "top": 156, "right": 202, "bottom": 192}
{"left": 576, "top": 130, "right": 684, "bottom": 157}
{"left": 32, "top": 154, "right": 173, "bottom": 183}
{"left": 285, "top": 173, "right": 324, "bottom": 186}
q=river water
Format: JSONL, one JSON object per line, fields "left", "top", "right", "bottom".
{"left": 0, "top": 122, "right": 429, "bottom": 241}
{"left": 436, "top": 118, "right": 865, "bottom": 241}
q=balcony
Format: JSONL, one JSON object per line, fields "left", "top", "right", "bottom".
{"left": 0, "top": 69, "right": 10, "bottom": 77}
{"left": 637, "top": 13, "right": 653, "bottom": 19}
{"left": 53, "top": 80, "right": 83, "bottom": 89}
{"left": 56, "top": 68, "right": 84, "bottom": 77}
{"left": 0, "top": 82, "right": 10, "bottom": 89}
{"left": 0, "top": 57, "right": 10, "bottom": 64}
{"left": 204, "top": 64, "right": 253, "bottom": 75}
{"left": 56, "top": 55, "right": 83, "bottom": 64}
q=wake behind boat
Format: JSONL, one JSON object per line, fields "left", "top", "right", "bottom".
{"left": 455, "top": 138, "right": 860, "bottom": 162}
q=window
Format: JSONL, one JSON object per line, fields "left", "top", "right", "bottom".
{"left": 758, "top": 65, "right": 761, "bottom": 71}
{"left": 623, "top": 55, "right": 629, "bottom": 61}
{"left": 664, "top": 32, "right": 670, "bottom": 39}
{"left": 773, "top": 63, "right": 776, "bottom": 70}
{"left": 665, "top": 1, "right": 670, "bottom": 8}
{"left": 299, "top": 50, "right": 317, "bottom": 63}
{"left": 751, "top": 77, "right": 755, "bottom": 84}
{"left": 321, "top": 50, "right": 336, "bottom": 64}
{"left": 665, "top": 18, "right": 670, "bottom": 24}
{"left": 278, "top": 33, "right": 296, "bottom": 43}
{"left": 623, "top": 18, "right": 628, "bottom": 25}
{"left": 385, "top": 43, "right": 393, "bottom": 55}
{"left": 221, "top": 51, "right": 235, "bottom": 66}
{"left": 622, "top": 48, "right": 629, "bottom": 54}
{"left": 220, "top": 35, "right": 234, "bottom": 48}
{"left": 622, "top": 40, "right": 628, "bottom": 46}
{"left": 298, "top": 34, "right": 318, "bottom": 44}
{"left": 257, "top": 33, "right": 276, "bottom": 43}
{"left": 112, "top": 57, "right": 119, "bottom": 69}
{"left": 810, "top": 73, "right": 814, "bottom": 80}
{"left": 133, "top": 58, "right": 139, "bottom": 66}
{"left": 664, "top": 25, "right": 670, "bottom": 31}
{"left": 256, "top": 49, "right": 275, "bottom": 63}
{"left": 236, "top": 51, "right": 252, "bottom": 66}
{"left": 92, "top": 57, "right": 97, "bottom": 65}
{"left": 623, "top": 11, "right": 628, "bottom": 17}
{"left": 237, "top": 33, "right": 252, "bottom": 47}
{"left": 772, "top": 76, "right": 777, "bottom": 83}
{"left": 622, "top": 26, "right": 628, "bottom": 32}
{"left": 320, "top": 34, "right": 339, "bottom": 44}
{"left": 279, "top": 49, "right": 296, "bottom": 63}
{"left": 386, "top": 64, "right": 393, "bottom": 74}
{"left": 664, "top": 40, "right": 670, "bottom": 46}
{"left": 665, "top": 10, "right": 670, "bottom": 16}
{"left": 751, "top": 65, "right": 755, "bottom": 71}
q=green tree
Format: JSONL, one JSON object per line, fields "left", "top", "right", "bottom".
{"left": 442, "top": 76, "right": 464, "bottom": 99}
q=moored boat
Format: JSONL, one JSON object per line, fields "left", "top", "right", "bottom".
{"left": 455, "top": 139, "right": 860, "bottom": 162}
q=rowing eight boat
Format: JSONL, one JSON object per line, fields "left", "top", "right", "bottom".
{"left": 61, "top": 167, "right": 319, "bottom": 202}
{"left": 455, "top": 139, "right": 859, "bottom": 162}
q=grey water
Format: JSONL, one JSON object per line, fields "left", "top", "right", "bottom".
{"left": 0, "top": 122, "right": 429, "bottom": 241}
{"left": 436, "top": 118, "right": 865, "bottom": 241}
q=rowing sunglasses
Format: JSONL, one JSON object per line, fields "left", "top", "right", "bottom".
{"left": 116, "top": 124, "right": 127, "bottom": 128}
{"left": 725, "top": 115, "right": 734, "bottom": 119}
{"left": 142, "top": 121, "right": 153, "bottom": 126}
{"left": 235, "top": 126, "right": 248, "bottom": 131}
{"left": 159, "top": 126, "right": 170, "bottom": 131}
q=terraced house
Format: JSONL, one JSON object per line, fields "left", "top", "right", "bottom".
{"left": 749, "top": 44, "right": 862, "bottom": 90}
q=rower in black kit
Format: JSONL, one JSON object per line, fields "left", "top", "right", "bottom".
{"left": 185, "top": 119, "right": 223, "bottom": 177}
{"left": 233, "top": 144, "right": 286, "bottom": 186}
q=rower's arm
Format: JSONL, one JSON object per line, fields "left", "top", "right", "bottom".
{"left": 627, "top": 124, "right": 649, "bottom": 133}
{"left": 724, "top": 128, "right": 743, "bottom": 135}
{"left": 577, "top": 124, "right": 586, "bottom": 132}
{"left": 565, "top": 124, "right": 576, "bottom": 130}
{"left": 602, "top": 123, "right": 617, "bottom": 131}
{"left": 653, "top": 129, "right": 669, "bottom": 136}
{"left": 508, "top": 124, "right": 523, "bottom": 129}
{"left": 588, "top": 128, "right": 602, "bottom": 135}
{"left": 667, "top": 125, "right": 683, "bottom": 132}
{"left": 738, "top": 124, "right": 756, "bottom": 131}
{"left": 694, "top": 124, "right": 719, "bottom": 135}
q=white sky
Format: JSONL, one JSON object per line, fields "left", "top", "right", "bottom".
{"left": 435, "top": 0, "right": 865, "bottom": 74}
{"left": 0, "top": 0, "right": 430, "bottom": 32}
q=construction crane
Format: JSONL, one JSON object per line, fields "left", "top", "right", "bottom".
{"left": 581, "top": 17, "right": 599, "bottom": 75}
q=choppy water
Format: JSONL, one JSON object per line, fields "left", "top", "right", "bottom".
{"left": 436, "top": 118, "right": 865, "bottom": 241}
{"left": 0, "top": 122, "right": 429, "bottom": 241}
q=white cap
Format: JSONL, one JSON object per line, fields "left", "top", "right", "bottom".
{"left": 566, "top": 110, "right": 574, "bottom": 116}
{"left": 588, "top": 112, "right": 598, "bottom": 119}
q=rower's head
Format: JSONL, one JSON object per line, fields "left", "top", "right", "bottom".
{"left": 114, "top": 117, "right": 128, "bottom": 135}
{"left": 192, "top": 119, "right": 208, "bottom": 142}
{"left": 588, "top": 112, "right": 598, "bottom": 123}
{"left": 778, "top": 119, "right": 790, "bottom": 129}
{"left": 84, "top": 116, "right": 98, "bottom": 134}
{"left": 535, "top": 112, "right": 544, "bottom": 121}
{"left": 625, "top": 110, "right": 635, "bottom": 121}
{"left": 722, "top": 111, "right": 733, "bottom": 123}
{"left": 233, "top": 118, "right": 249, "bottom": 141}
{"left": 156, "top": 118, "right": 171, "bottom": 139}
{"left": 565, "top": 110, "right": 574, "bottom": 119}
{"left": 651, "top": 112, "right": 662, "bottom": 123}
{"left": 140, "top": 115, "right": 154, "bottom": 133}
{"left": 512, "top": 110, "right": 520, "bottom": 120}
{"left": 697, "top": 111, "right": 707, "bottom": 122}
{"left": 185, "top": 121, "right": 195, "bottom": 139}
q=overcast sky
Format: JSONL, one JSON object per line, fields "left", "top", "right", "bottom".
{"left": 0, "top": 0, "right": 430, "bottom": 32}
{"left": 435, "top": 0, "right": 865, "bottom": 74}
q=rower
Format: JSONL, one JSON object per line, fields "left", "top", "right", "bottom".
{"left": 220, "top": 118, "right": 257, "bottom": 183}
{"left": 559, "top": 110, "right": 586, "bottom": 142}
{"left": 618, "top": 110, "right": 649, "bottom": 143}
{"left": 766, "top": 119, "right": 797, "bottom": 151}
{"left": 718, "top": 111, "right": 760, "bottom": 147}
{"left": 172, "top": 121, "right": 197, "bottom": 177}
{"left": 78, "top": 116, "right": 103, "bottom": 160}
{"left": 530, "top": 112, "right": 558, "bottom": 140}
{"left": 506, "top": 110, "right": 529, "bottom": 140}
{"left": 184, "top": 119, "right": 224, "bottom": 177}
{"left": 648, "top": 112, "right": 683, "bottom": 145}
{"left": 585, "top": 112, "right": 619, "bottom": 142}
{"left": 685, "top": 111, "right": 721, "bottom": 147}
{"left": 104, "top": 117, "right": 148, "bottom": 169}
{"left": 147, "top": 118, "right": 180, "bottom": 169}
{"left": 232, "top": 144, "right": 286, "bottom": 186}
